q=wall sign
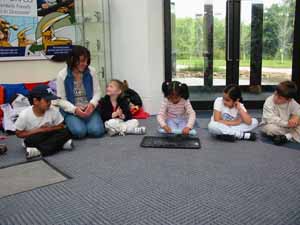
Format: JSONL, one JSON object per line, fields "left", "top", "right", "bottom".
{"left": 0, "top": 0, "right": 75, "bottom": 61}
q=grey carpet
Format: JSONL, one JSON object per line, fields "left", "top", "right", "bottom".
{"left": 0, "top": 115, "right": 300, "bottom": 225}
{"left": 0, "top": 160, "right": 66, "bottom": 199}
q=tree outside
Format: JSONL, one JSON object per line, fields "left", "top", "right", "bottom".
{"left": 172, "top": 0, "right": 295, "bottom": 86}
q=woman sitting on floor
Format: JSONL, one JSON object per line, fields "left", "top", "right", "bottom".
{"left": 55, "top": 45, "right": 105, "bottom": 139}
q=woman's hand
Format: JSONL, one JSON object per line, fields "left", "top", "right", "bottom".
{"left": 182, "top": 127, "right": 191, "bottom": 135}
{"left": 84, "top": 103, "right": 95, "bottom": 117}
{"left": 75, "top": 107, "right": 87, "bottom": 118}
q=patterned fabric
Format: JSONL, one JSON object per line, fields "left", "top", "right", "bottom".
{"left": 73, "top": 77, "right": 89, "bottom": 107}
{"left": 157, "top": 98, "right": 196, "bottom": 129}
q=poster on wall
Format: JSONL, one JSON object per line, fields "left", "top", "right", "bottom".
{"left": 0, "top": 0, "right": 76, "bottom": 61}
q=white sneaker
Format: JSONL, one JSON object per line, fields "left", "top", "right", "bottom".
{"left": 63, "top": 139, "right": 73, "bottom": 151}
{"left": 133, "top": 127, "right": 146, "bottom": 135}
{"left": 26, "top": 147, "right": 41, "bottom": 160}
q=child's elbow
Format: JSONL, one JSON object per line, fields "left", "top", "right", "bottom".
{"left": 245, "top": 118, "right": 253, "bottom": 126}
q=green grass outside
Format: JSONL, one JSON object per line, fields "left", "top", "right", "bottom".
{"left": 177, "top": 58, "right": 292, "bottom": 69}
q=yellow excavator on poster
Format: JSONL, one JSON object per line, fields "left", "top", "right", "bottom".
{"left": 0, "top": 18, "right": 18, "bottom": 47}
{"left": 17, "top": 27, "right": 34, "bottom": 47}
{"left": 41, "top": 14, "right": 72, "bottom": 51}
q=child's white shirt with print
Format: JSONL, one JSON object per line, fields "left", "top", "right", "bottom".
{"left": 15, "top": 106, "right": 64, "bottom": 131}
{"left": 211, "top": 97, "right": 247, "bottom": 122}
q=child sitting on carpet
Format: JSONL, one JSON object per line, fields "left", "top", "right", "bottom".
{"left": 15, "top": 85, "right": 73, "bottom": 160}
{"left": 98, "top": 80, "right": 146, "bottom": 136}
{"left": 208, "top": 84, "right": 258, "bottom": 142}
{"left": 157, "top": 81, "right": 196, "bottom": 135}
{"left": 261, "top": 81, "right": 300, "bottom": 145}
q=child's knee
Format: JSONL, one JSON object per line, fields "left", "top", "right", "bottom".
{"left": 129, "top": 119, "right": 139, "bottom": 127}
{"left": 261, "top": 124, "right": 280, "bottom": 135}
{"left": 70, "top": 126, "right": 87, "bottom": 139}
{"left": 105, "top": 119, "right": 120, "bottom": 128}
{"left": 251, "top": 118, "right": 259, "bottom": 128}
{"left": 88, "top": 124, "right": 105, "bottom": 138}
{"left": 208, "top": 121, "right": 219, "bottom": 132}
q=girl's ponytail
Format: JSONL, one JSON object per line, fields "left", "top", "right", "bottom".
{"left": 162, "top": 81, "right": 170, "bottom": 98}
{"left": 180, "top": 83, "right": 190, "bottom": 100}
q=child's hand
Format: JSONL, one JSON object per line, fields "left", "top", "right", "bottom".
{"left": 182, "top": 127, "right": 191, "bottom": 135}
{"left": 163, "top": 125, "right": 172, "bottom": 133}
{"left": 112, "top": 111, "right": 119, "bottom": 118}
{"left": 41, "top": 3, "right": 49, "bottom": 9}
{"left": 288, "top": 116, "right": 299, "bottom": 128}
{"left": 235, "top": 101, "right": 242, "bottom": 111}
{"left": 116, "top": 107, "right": 123, "bottom": 116}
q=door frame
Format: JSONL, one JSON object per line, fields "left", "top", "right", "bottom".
{"left": 164, "top": 0, "right": 300, "bottom": 109}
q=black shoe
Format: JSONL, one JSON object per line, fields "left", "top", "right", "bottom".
{"left": 272, "top": 135, "right": 288, "bottom": 146}
{"left": 216, "top": 135, "right": 236, "bottom": 142}
{"left": 0, "top": 144, "right": 7, "bottom": 155}
{"left": 242, "top": 132, "right": 257, "bottom": 141}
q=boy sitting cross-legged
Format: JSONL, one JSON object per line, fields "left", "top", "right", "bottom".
{"left": 15, "top": 85, "right": 73, "bottom": 160}
{"left": 261, "top": 81, "right": 300, "bottom": 145}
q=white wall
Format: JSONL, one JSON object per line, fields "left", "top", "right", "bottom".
{"left": 0, "top": 0, "right": 165, "bottom": 114}
{"left": 110, "top": 0, "right": 165, "bottom": 114}
{"left": 0, "top": 60, "right": 64, "bottom": 83}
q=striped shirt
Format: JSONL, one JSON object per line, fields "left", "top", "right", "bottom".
{"left": 157, "top": 98, "right": 196, "bottom": 129}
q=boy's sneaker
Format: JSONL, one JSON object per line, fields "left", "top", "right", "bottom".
{"left": 63, "top": 139, "right": 73, "bottom": 151}
{"left": 133, "top": 127, "right": 146, "bottom": 135}
{"left": 272, "top": 135, "right": 288, "bottom": 146}
{"left": 0, "top": 144, "right": 7, "bottom": 155}
{"left": 26, "top": 147, "right": 41, "bottom": 160}
{"left": 242, "top": 132, "right": 257, "bottom": 141}
{"left": 22, "top": 141, "right": 26, "bottom": 149}
{"left": 216, "top": 134, "right": 236, "bottom": 142}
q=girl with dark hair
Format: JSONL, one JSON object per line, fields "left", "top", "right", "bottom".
{"left": 55, "top": 45, "right": 105, "bottom": 139}
{"left": 157, "top": 81, "right": 196, "bottom": 135}
{"left": 208, "top": 84, "right": 258, "bottom": 142}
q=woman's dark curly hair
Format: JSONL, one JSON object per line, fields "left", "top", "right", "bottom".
{"left": 66, "top": 45, "right": 91, "bottom": 70}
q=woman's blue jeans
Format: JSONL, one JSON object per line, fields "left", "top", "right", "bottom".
{"left": 62, "top": 110, "right": 105, "bottom": 139}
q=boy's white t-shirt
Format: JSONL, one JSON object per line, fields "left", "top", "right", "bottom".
{"left": 15, "top": 106, "right": 64, "bottom": 131}
{"left": 211, "top": 97, "right": 247, "bottom": 121}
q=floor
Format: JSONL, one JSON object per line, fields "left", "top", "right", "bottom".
{"left": 0, "top": 112, "right": 300, "bottom": 225}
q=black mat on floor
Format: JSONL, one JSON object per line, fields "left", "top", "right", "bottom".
{"left": 141, "top": 135, "right": 201, "bottom": 149}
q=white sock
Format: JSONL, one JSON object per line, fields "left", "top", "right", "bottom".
{"left": 285, "top": 133, "right": 293, "bottom": 141}
{"left": 130, "top": 127, "right": 146, "bottom": 135}
{"left": 26, "top": 147, "right": 41, "bottom": 159}
{"left": 63, "top": 139, "right": 73, "bottom": 150}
